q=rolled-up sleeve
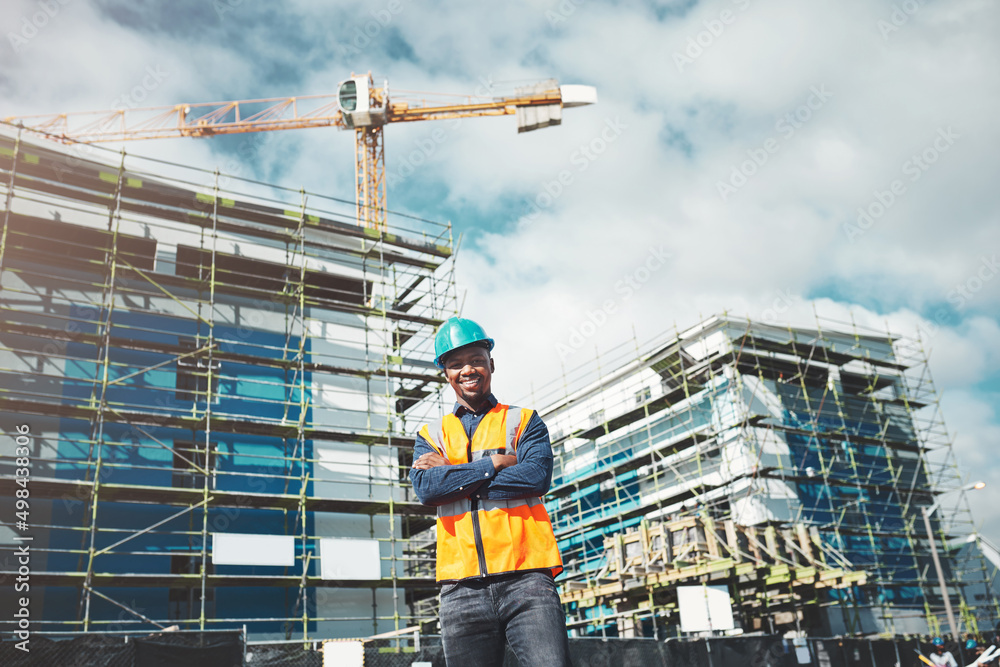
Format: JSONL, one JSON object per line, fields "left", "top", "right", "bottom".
{"left": 409, "top": 432, "right": 496, "bottom": 506}
{"left": 480, "top": 411, "right": 553, "bottom": 500}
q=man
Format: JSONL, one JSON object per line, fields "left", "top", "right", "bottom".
{"left": 930, "top": 637, "right": 959, "bottom": 667}
{"left": 409, "top": 317, "right": 569, "bottom": 667}
{"left": 964, "top": 633, "right": 981, "bottom": 666}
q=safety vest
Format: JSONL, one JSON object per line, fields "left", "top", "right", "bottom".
{"left": 418, "top": 403, "right": 563, "bottom": 582}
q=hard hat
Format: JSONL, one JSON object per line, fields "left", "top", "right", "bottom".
{"left": 434, "top": 317, "right": 494, "bottom": 369}
{"left": 932, "top": 637, "right": 944, "bottom": 646}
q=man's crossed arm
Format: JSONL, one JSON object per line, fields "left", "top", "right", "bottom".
{"left": 409, "top": 412, "right": 554, "bottom": 506}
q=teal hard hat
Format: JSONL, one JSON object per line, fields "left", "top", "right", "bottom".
{"left": 434, "top": 317, "right": 494, "bottom": 369}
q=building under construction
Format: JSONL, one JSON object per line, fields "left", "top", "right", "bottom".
{"left": 535, "top": 315, "right": 999, "bottom": 638}
{"left": 0, "top": 129, "right": 455, "bottom": 639}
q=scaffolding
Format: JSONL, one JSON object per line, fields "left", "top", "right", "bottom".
{"left": 0, "top": 128, "right": 458, "bottom": 638}
{"left": 529, "top": 313, "right": 998, "bottom": 638}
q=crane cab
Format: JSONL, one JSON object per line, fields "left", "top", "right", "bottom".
{"left": 338, "top": 76, "right": 385, "bottom": 129}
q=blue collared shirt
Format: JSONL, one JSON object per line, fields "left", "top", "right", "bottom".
{"left": 409, "top": 393, "right": 554, "bottom": 507}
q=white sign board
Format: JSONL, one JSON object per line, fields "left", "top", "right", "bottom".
{"left": 211, "top": 533, "right": 294, "bottom": 567}
{"left": 677, "top": 585, "right": 736, "bottom": 633}
{"left": 319, "top": 538, "right": 381, "bottom": 580}
{"left": 323, "top": 640, "right": 364, "bottom": 667}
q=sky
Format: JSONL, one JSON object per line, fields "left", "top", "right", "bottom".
{"left": 2, "top": 0, "right": 999, "bottom": 540}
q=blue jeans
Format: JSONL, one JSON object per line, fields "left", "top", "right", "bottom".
{"left": 440, "top": 570, "right": 570, "bottom": 667}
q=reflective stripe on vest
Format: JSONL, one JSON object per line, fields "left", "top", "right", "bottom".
{"left": 420, "top": 404, "right": 563, "bottom": 582}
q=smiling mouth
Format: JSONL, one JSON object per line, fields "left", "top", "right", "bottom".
{"left": 460, "top": 377, "right": 481, "bottom": 390}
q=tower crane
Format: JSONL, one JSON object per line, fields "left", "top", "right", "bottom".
{"left": 3, "top": 73, "right": 597, "bottom": 229}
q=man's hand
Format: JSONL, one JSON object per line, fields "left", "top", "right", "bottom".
{"left": 413, "top": 451, "right": 449, "bottom": 470}
{"left": 491, "top": 454, "right": 518, "bottom": 471}
{"left": 412, "top": 451, "right": 516, "bottom": 471}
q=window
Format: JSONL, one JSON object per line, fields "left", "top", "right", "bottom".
{"left": 588, "top": 409, "right": 605, "bottom": 428}
{"left": 635, "top": 387, "right": 651, "bottom": 405}
{"left": 172, "top": 440, "right": 216, "bottom": 489}
{"left": 176, "top": 340, "right": 220, "bottom": 404}
{"left": 176, "top": 245, "right": 369, "bottom": 306}
{"left": 168, "top": 554, "right": 214, "bottom": 622}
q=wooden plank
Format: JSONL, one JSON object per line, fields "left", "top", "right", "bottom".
{"left": 764, "top": 525, "right": 778, "bottom": 556}
{"left": 746, "top": 526, "right": 763, "bottom": 565}
{"left": 725, "top": 520, "right": 741, "bottom": 562}
{"left": 703, "top": 514, "right": 721, "bottom": 558}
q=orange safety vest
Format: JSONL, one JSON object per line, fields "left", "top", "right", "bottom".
{"left": 418, "top": 403, "right": 563, "bottom": 582}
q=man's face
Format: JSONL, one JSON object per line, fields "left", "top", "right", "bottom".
{"left": 442, "top": 345, "right": 494, "bottom": 409}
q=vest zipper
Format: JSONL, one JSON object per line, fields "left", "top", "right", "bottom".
{"left": 467, "top": 437, "right": 489, "bottom": 577}
{"left": 470, "top": 496, "right": 489, "bottom": 577}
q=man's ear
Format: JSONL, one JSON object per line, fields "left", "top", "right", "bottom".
{"left": 489, "top": 357, "right": 495, "bottom": 373}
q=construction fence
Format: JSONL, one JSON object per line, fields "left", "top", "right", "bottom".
{"left": 363, "top": 635, "right": 939, "bottom": 667}
{"left": 0, "top": 630, "right": 244, "bottom": 667}
{"left": 0, "top": 631, "right": 968, "bottom": 667}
